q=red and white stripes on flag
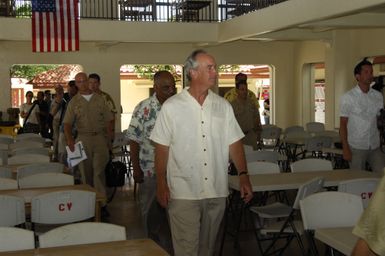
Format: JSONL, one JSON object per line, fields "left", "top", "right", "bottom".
{"left": 32, "top": 0, "right": 79, "bottom": 52}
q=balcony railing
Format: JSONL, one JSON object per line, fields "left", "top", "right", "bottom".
{"left": 0, "top": 0, "right": 288, "bottom": 22}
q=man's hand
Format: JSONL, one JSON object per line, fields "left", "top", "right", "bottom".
{"left": 133, "top": 168, "right": 144, "bottom": 183}
{"left": 156, "top": 179, "right": 170, "bottom": 208}
{"left": 343, "top": 146, "right": 352, "bottom": 161}
{"left": 239, "top": 175, "right": 253, "bottom": 203}
{"left": 67, "top": 138, "right": 75, "bottom": 152}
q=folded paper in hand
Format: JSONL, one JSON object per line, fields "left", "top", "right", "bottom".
{"left": 66, "top": 141, "right": 87, "bottom": 167}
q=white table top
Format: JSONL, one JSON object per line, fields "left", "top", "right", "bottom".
{"left": 315, "top": 227, "right": 358, "bottom": 255}
{"left": 0, "top": 239, "right": 169, "bottom": 256}
{"left": 228, "top": 169, "right": 381, "bottom": 192}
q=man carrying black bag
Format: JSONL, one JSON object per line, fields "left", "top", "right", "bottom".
{"left": 126, "top": 71, "right": 176, "bottom": 253}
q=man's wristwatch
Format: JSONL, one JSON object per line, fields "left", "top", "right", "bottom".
{"left": 238, "top": 171, "right": 248, "bottom": 176}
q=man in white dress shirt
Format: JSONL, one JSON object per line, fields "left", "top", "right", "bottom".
{"left": 340, "top": 58, "right": 384, "bottom": 172}
{"left": 150, "top": 50, "right": 253, "bottom": 256}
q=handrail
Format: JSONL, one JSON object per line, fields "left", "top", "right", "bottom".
{"left": 0, "top": 0, "right": 289, "bottom": 22}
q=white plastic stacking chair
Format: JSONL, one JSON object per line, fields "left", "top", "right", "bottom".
{"left": 250, "top": 177, "right": 325, "bottom": 256}
{"left": 0, "top": 167, "right": 12, "bottom": 178}
{"left": 260, "top": 126, "right": 282, "bottom": 150}
{"left": 302, "top": 136, "right": 332, "bottom": 158}
{"left": 284, "top": 125, "right": 305, "bottom": 136}
{"left": 31, "top": 190, "right": 96, "bottom": 225}
{"left": 290, "top": 158, "right": 333, "bottom": 172}
{"left": 246, "top": 150, "right": 281, "bottom": 163}
{"left": 338, "top": 178, "right": 380, "bottom": 208}
{"left": 15, "top": 135, "right": 45, "bottom": 143}
{"left": 305, "top": 122, "right": 325, "bottom": 133}
{"left": 0, "top": 227, "right": 35, "bottom": 252}
{"left": 15, "top": 133, "right": 42, "bottom": 140}
{"left": 0, "top": 178, "right": 18, "bottom": 190}
{"left": 12, "top": 147, "right": 50, "bottom": 156}
{"left": 300, "top": 191, "right": 363, "bottom": 255}
{"left": 243, "top": 144, "right": 254, "bottom": 154}
{"left": 0, "top": 137, "right": 14, "bottom": 145}
{"left": 0, "top": 195, "right": 25, "bottom": 227}
{"left": 39, "top": 222, "right": 126, "bottom": 248}
{"left": 18, "top": 173, "right": 74, "bottom": 189}
{"left": 9, "top": 141, "right": 44, "bottom": 151}
{"left": 8, "top": 154, "right": 50, "bottom": 165}
{"left": 0, "top": 143, "right": 8, "bottom": 150}
{"left": 247, "top": 161, "right": 280, "bottom": 175}
{"left": 17, "top": 162, "right": 64, "bottom": 179}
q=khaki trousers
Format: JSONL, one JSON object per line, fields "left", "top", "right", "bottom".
{"left": 77, "top": 134, "right": 109, "bottom": 198}
{"left": 168, "top": 197, "right": 226, "bottom": 256}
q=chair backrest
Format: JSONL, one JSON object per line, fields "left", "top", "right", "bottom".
{"left": 18, "top": 173, "right": 74, "bottom": 189}
{"left": 113, "top": 132, "right": 129, "bottom": 148}
{"left": 12, "top": 147, "right": 50, "bottom": 156}
{"left": 15, "top": 136, "right": 45, "bottom": 143}
{"left": 245, "top": 150, "right": 280, "bottom": 163}
{"left": 261, "top": 126, "right": 281, "bottom": 140}
{"left": 304, "top": 136, "right": 332, "bottom": 152}
{"left": 247, "top": 161, "right": 280, "bottom": 175}
{"left": 305, "top": 122, "right": 325, "bottom": 133}
{"left": 0, "top": 137, "right": 14, "bottom": 145}
{"left": 39, "top": 222, "right": 126, "bottom": 248}
{"left": 17, "top": 162, "right": 64, "bottom": 179}
{"left": 0, "top": 227, "right": 35, "bottom": 252}
{"left": 9, "top": 141, "right": 44, "bottom": 151}
{"left": 0, "top": 167, "right": 12, "bottom": 179}
{"left": 243, "top": 144, "right": 254, "bottom": 154}
{"left": 15, "top": 133, "right": 41, "bottom": 140}
{"left": 31, "top": 190, "right": 96, "bottom": 224}
{"left": 284, "top": 125, "right": 305, "bottom": 135}
{"left": 0, "top": 143, "right": 8, "bottom": 150}
{"left": 338, "top": 178, "right": 380, "bottom": 208}
{"left": 300, "top": 191, "right": 363, "bottom": 230}
{"left": 8, "top": 154, "right": 50, "bottom": 165}
{"left": 0, "top": 178, "right": 18, "bottom": 190}
{"left": 290, "top": 158, "right": 333, "bottom": 172}
{"left": 0, "top": 195, "right": 25, "bottom": 226}
{"left": 292, "top": 177, "right": 324, "bottom": 209}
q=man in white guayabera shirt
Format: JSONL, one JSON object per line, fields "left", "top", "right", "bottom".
{"left": 340, "top": 58, "right": 385, "bottom": 173}
{"left": 150, "top": 49, "right": 253, "bottom": 256}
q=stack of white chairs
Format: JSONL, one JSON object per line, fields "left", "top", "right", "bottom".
{"left": 300, "top": 191, "right": 363, "bottom": 255}
{"left": 338, "top": 178, "right": 380, "bottom": 208}
{"left": 39, "top": 222, "right": 126, "bottom": 248}
{"left": 0, "top": 227, "right": 35, "bottom": 252}
{"left": 250, "top": 177, "right": 325, "bottom": 256}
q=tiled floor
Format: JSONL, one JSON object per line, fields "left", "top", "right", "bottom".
{"left": 104, "top": 180, "right": 314, "bottom": 256}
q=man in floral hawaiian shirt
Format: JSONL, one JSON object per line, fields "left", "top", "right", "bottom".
{"left": 126, "top": 71, "right": 176, "bottom": 251}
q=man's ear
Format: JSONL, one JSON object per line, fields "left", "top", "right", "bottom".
{"left": 354, "top": 73, "right": 360, "bottom": 82}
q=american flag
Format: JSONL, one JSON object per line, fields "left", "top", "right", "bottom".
{"left": 31, "top": 0, "right": 79, "bottom": 52}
